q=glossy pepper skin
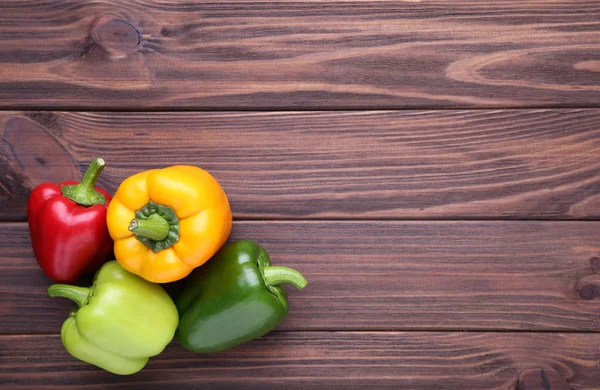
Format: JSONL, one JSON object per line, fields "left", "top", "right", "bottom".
{"left": 48, "top": 261, "right": 179, "bottom": 375}
{"left": 27, "top": 158, "right": 113, "bottom": 282}
{"left": 107, "top": 166, "right": 232, "bottom": 283}
{"left": 176, "top": 240, "right": 307, "bottom": 353}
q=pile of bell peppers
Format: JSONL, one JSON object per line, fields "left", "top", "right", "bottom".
{"left": 27, "top": 158, "right": 307, "bottom": 375}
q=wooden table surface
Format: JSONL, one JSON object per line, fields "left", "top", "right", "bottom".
{"left": 1, "top": 1, "right": 599, "bottom": 389}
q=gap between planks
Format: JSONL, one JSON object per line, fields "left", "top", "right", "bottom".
{"left": 1, "top": 106, "right": 600, "bottom": 112}
{"left": 4, "top": 328, "right": 600, "bottom": 338}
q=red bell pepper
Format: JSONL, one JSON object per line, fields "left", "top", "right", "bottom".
{"left": 27, "top": 158, "right": 113, "bottom": 282}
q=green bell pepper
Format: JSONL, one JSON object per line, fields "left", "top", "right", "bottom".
{"left": 48, "top": 261, "right": 179, "bottom": 375}
{"left": 175, "top": 239, "right": 307, "bottom": 352}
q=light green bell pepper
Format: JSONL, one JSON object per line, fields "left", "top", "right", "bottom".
{"left": 48, "top": 261, "right": 179, "bottom": 375}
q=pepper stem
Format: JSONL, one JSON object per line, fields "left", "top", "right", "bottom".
{"left": 48, "top": 284, "right": 90, "bottom": 308}
{"left": 129, "top": 214, "right": 170, "bottom": 241}
{"left": 61, "top": 158, "right": 107, "bottom": 206}
{"left": 263, "top": 266, "right": 308, "bottom": 290}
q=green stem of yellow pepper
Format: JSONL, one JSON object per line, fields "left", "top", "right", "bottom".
{"left": 128, "top": 201, "right": 180, "bottom": 253}
{"left": 129, "top": 214, "right": 170, "bottom": 241}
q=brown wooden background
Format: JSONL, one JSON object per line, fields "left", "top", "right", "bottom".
{"left": 1, "top": 1, "right": 599, "bottom": 389}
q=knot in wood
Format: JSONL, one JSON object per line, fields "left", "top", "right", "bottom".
{"left": 517, "top": 367, "right": 568, "bottom": 390}
{"left": 91, "top": 18, "right": 140, "bottom": 54}
{"left": 576, "top": 275, "right": 600, "bottom": 301}
{"left": 590, "top": 256, "right": 600, "bottom": 274}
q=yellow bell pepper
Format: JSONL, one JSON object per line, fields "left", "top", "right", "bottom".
{"left": 106, "top": 166, "right": 232, "bottom": 283}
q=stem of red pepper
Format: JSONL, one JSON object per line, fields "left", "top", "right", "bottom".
{"left": 129, "top": 214, "right": 170, "bottom": 241}
{"left": 48, "top": 284, "right": 90, "bottom": 308}
{"left": 263, "top": 266, "right": 308, "bottom": 290}
{"left": 61, "top": 158, "right": 107, "bottom": 206}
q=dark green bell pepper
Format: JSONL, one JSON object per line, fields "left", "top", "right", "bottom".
{"left": 175, "top": 239, "right": 307, "bottom": 352}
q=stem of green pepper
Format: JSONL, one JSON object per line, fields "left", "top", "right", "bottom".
{"left": 61, "top": 158, "right": 107, "bottom": 206}
{"left": 48, "top": 284, "right": 90, "bottom": 308}
{"left": 263, "top": 266, "right": 308, "bottom": 290}
{"left": 129, "top": 214, "right": 170, "bottom": 241}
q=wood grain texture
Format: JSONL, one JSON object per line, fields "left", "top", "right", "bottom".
{"left": 2, "top": 221, "right": 599, "bottom": 334}
{"left": 1, "top": 1, "right": 599, "bottom": 109}
{"left": 1, "top": 332, "right": 599, "bottom": 389}
{"left": 1, "top": 109, "right": 599, "bottom": 221}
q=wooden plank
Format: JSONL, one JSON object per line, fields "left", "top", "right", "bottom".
{"left": 2, "top": 221, "right": 599, "bottom": 334}
{"left": 0, "top": 1, "right": 599, "bottom": 109}
{"left": 1, "top": 110, "right": 599, "bottom": 221}
{"left": 1, "top": 332, "right": 599, "bottom": 389}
